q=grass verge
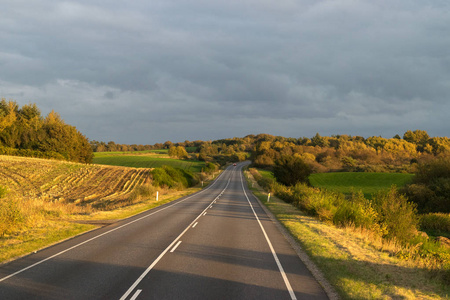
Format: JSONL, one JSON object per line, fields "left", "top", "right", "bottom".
{"left": 245, "top": 170, "right": 450, "bottom": 300}
{"left": 0, "top": 221, "right": 96, "bottom": 263}
{"left": 0, "top": 184, "right": 209, "bottom": 264}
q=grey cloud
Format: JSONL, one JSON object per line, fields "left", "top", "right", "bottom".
{"left": 1, "top": 1, "right": 449, "bottom": 143}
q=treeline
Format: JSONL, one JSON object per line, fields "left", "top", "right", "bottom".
{"left": 0, "top": 99, "right": 93, "bottom": 163}
{"left": 92, "top": 131, "right": 450, "bottom": 171}
{"left": 89, "top": 140, "right": 207, "bottom": 152}
{"left": 251, "top": 131, "right": 450, "bottom": 173}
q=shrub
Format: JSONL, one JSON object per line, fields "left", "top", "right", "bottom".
{"left": 130, "top": 183, "right": 157, "bottom": 201}
{"left": 334, "top": 192, "right": 382, "bottom": 233}
{"left": 372, "top": 187, "right": 419, "bottom": 244}
{"left": 420, "top": 213, "right": 450, "bottom": 234}
{"left": 404, "top": 158, "right": 450, "bottom": 213}
{"left": 0, "top": 196, "right": 25, "bottom": 237}
{"left": 151, "top": 167, "right": 176, "bottom": 188}
{"left": 151, "top": 166, "right": 198, "bottom": 190}
{"left": 273, "top": 155, "right": 312, "bottom": 186}
{"left": 204, "top": 162, "right": 219, "bottom": 173}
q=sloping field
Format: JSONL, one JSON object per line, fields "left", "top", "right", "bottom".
{"left": 93, "top": 154, "right": 205, "bottom": 172}
{"left": 0, "top": 155, "right": 152, "bottom": 209}
{"left": 309, "top": 172, "right": 414, "bottom": 197}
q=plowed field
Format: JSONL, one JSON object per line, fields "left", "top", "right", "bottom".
{"left": 0, "top": 155, "right": 152, "bottom": 209}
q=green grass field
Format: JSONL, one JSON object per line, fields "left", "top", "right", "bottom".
{"left": 309, "top": 172, "right": 414, "bottom": 198}
{"left": 93, "top": 155, "right": 205, "bottom": 172}
{"left": 258, "top": 169, "right": 275, "bottom": 180}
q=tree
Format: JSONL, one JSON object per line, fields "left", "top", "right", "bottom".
{"left": 169, "top": 146, "right": 188, "bottom": 159}
{"left": 311, "top": 133, "right": 329, "bottom": 147}
{"left": 403, "top": 130, "right": 430, "bottom": 151}
{"left": 273, "top": 155, "right": 312, "bottom": 186}
{"left": 164, "top": 141, "right": 174, "bottom": 149}
{"left": 403, "top": 158, "right": 450, "bottom": 213}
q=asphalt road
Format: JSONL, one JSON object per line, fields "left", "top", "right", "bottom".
{"left": 0, "top": 163, "right": 328, "bottom": 299}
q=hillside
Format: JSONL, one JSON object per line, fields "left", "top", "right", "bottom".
{"left": 0, "top": 155, "right": 151, "bottom": 210}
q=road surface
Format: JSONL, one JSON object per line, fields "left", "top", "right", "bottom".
{"left": 0, "top": 163, "right": 328, "bottom": 299}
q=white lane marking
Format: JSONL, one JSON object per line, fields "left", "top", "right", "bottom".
{"left": 192, "top": 222, "right": 198, "bottom": 228}
{"left": 0, "top": 169, "right": 230, "bottom": 284}
{"left": 120, "top": 176, "right": 232, "bottom": 300}
{"left": 239, "top": 172, "right": 297, "bottom": 300}
{"left": 170, "top": 241, "right": 182, "bottom": 253}
{"left": 203, "top": 212, "right": 207, "bottom": 216}
{"left": 130, "top": 289, "right": 142, "bottom": 300}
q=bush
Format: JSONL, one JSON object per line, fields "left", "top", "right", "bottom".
{"left": 334, "top": 192, "right": 381, "bottom": 233}
{"left": 420, "top": 213, "right": 450, "bottom": 234}
{"left": 0, "top": 196, "right": 25, "bottom": 237}
{"left": 372, "top": 187, "right": 419, "bottom": 244}
{"left": 273, "top": 155, "right": 312, "bottom": 186}
{"left": 404, "top": 158, "right": 450, "bottom": 213}
{"left": 204, "top": 162, "right": 219, "bottom": 173}
{"left": 130, "top": 183, "right": 157, "bottom": 201}
{"left": 151, "top": 166, "right": 199, "bottom": 190}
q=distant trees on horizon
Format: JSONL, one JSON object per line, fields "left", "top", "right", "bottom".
{"left": 0, "top": 99, "right": 93, "bottom": 163}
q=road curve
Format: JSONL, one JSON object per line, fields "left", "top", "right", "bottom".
{"left": 0, "top": 163, "right": 328, "bottom": 299}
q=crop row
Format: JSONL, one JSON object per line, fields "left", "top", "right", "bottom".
{"left": 0, "top": 155, "right": 152, "bottom": 209}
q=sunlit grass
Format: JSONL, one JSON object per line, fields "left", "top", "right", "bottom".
{"left": 309, "top": 172, "right": 414, "bottom": 198}
{"left": 93, "top": 155, "right": 205, "bottom": 172}
{"left": 245, "top": 170, "right": 450, "bottom": 299}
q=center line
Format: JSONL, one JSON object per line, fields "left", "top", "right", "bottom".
{"left": 170, "top": 241, "right": 182, "bottom": 253}
{"left": 130, "top": 289, "right": 142, "bottom": 300}
{"left": 119, "top": 172, "right": 232, "bottom": 300}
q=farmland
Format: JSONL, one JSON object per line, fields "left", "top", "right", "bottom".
{"left": 0, "top": 155, "right": 153, "bottom": 210}
{"left": 93, "top": 152, "right": 205, "bottom": 172}
{"left": 309, "top": 172, "right": 414, "bottom": 198}
{"left": 0, "top": 154, "right": 210, "bottom": 262}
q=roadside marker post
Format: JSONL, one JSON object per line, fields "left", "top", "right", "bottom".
{"left": 267, "top": 193, "right": 270, "bottom": 202}
{"left": 156, "top": 191, "right": 159, "bottom": 201}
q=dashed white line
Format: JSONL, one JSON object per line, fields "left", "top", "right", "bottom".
{"left": 119, "top": 175, "right": 232, "bottom": 300}
{"left": 192, "top": 222, "right": 198, "bottom": 228}
{"left": 203, "top": 212, "right": 207, "bottom": 216}
{"left": 170, "top": 241, "right": 182, "bottom": 253}
{"left": 130, "top": 289, "right": 142, "bottom": 300}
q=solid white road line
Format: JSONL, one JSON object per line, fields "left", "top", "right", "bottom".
{"left": 239, "top": 171, "right": 297, "bottom": 300}
{"left": 170, "top": 241, "right": 182, "bottom": 253}
{"left": 0, "top": 167, "right": 231, "bottom": 284}
{"left": 120, "top": 177, "right": 232, "bottom": 300}
{"left": 130, "top": 289, "right": 142, "bottom": 300}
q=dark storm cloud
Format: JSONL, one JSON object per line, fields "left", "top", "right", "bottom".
{"left": 1, "top": 0, "right": 449, "bottom": 143}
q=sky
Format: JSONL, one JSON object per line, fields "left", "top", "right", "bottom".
{"left": 1, "top": 1, "right": 449, "bottom": 144}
